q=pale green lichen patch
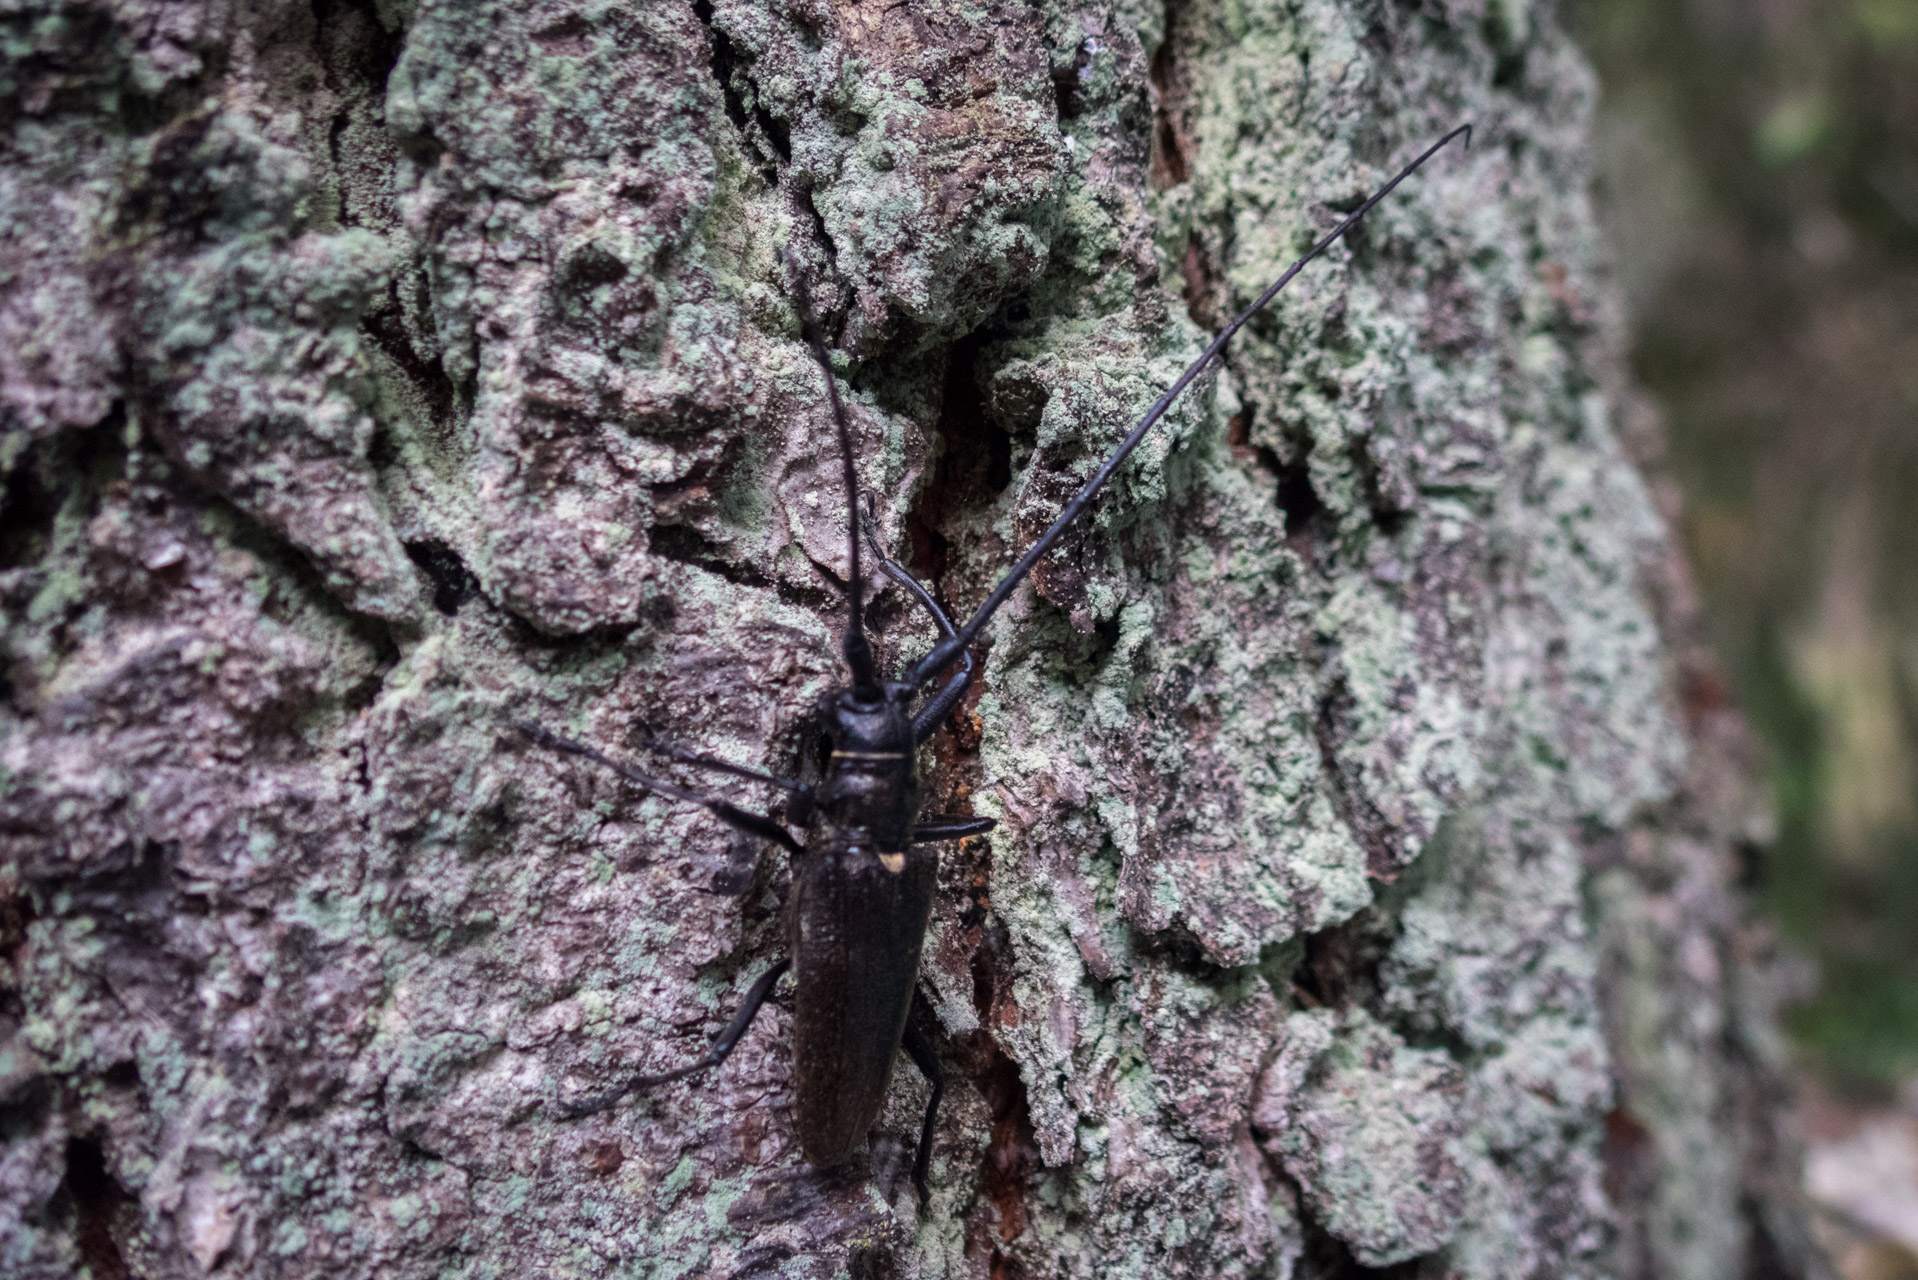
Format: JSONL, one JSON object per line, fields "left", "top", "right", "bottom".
{"left": 1255, "top": 1008, "right": 1468, "bottom": 1266}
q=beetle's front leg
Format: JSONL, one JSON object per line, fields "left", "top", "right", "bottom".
{"left": 513, "top": 722, "right": 803, "bottom": 855}
{"left": 629, "top": 722, "right": 808, "bottom": 796}
{"left": 859, "top": 494, "right": 977, "bottom": 744}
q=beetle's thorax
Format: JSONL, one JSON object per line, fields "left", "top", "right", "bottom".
{"left": 811, "top": 683, "right": 918, "bottom": 851}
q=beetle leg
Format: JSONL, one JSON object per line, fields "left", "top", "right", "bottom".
{"left": 630, "top": 722, "right": 806, "bottom": 793}
{"left": 910, "top": 815, "right": 997, "bottom": 843}
{"left": 630, "top": 725, "right": 818, "bottom": 828}
{"left": 899, "top": 1015, "right": 944, "bottom": 1211}
{"left": 554, "top": 958, "right": 792, "bottom": 1119}
{"left": 859, "top": 496, "right": 977, "bottom": 743}
{"left": 910, "top": 664, "right": 974, "bottom": 743}
{"left": 513, "top": 722, "right": 803, "bottom": 856}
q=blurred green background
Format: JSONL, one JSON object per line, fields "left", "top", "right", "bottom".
{"left": 1575, "top": 0, "right": 1918, "bottom": 1087}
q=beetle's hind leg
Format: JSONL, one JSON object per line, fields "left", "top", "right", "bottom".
{"left": 898, "top": 1014, "right": 944, "bottom": 1210}
{"left": 555, "top": 958, "right": 792, "bottom": 1119}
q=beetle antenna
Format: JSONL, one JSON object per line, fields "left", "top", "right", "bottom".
{"left": 907, "top": 123, "right": 1471, "bottom": 690}
{"left": 792, "top": 274, "right": 881, "bottom": 698}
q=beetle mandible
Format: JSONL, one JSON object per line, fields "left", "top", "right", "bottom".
{"left": 518, "top": 125, "right": 1471, "bottom": 1207}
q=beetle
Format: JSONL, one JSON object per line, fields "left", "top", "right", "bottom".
{"left": 519, "top": 125, "right": 1470, "bottom": 1207}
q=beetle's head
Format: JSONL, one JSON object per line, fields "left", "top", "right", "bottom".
{"left": 819, "top": 682, "right": 914, "bottom": 755}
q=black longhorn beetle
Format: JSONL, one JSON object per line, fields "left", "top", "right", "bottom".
{"left": 516, "top": 125, "right": 1471, "bottom": 1208}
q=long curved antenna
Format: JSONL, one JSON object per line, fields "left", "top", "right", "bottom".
{"left": 907, "top": 124, "right": 1471, "bottom": 690}
{"left": 791, "top": 275, "right": 880, "bottom": 698}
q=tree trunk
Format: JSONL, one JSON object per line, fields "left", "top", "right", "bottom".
{"left": 0, "top": 0, "right": 1829, "bottom": 1276}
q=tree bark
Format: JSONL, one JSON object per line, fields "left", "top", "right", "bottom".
{"left": 0, "top": 0, "right": 1828, "bottom": 1277}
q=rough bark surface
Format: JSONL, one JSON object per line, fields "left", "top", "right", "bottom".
{"left": 0, "top": 0, "right": 1827, "bottom": 1277}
